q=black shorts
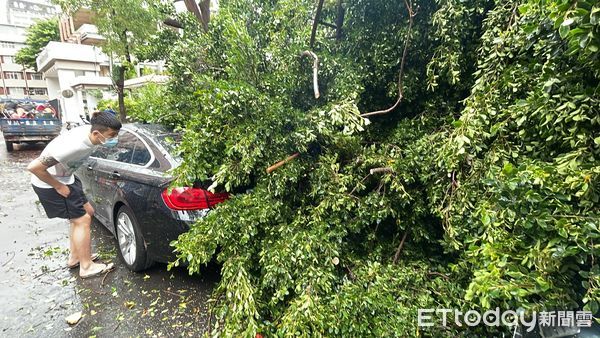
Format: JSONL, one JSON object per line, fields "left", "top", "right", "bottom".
{"left": 32, "top": 176, "right": 89, "bottom": 220}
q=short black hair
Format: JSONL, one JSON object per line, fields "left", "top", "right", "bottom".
{"left": 90, "top": 111, "right": 121, "bottom": 132}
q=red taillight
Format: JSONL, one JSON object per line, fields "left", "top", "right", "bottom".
{"left": 161, "top": 187, "right": 229, "bottom": 210}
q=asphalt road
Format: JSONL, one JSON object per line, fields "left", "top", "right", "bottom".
{"left": 0, "top": 137, "right": 218, "bottom": 337}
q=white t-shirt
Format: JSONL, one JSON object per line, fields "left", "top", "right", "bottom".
{"left": 31, "top": 125, "right": 98, "bottom": 188}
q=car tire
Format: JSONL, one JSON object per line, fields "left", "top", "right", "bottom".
{"left": 5, "top": 141, "right": 13, "bottom": 152}
{"left": 115, "top": 205, "right": 154, "bottom": 271}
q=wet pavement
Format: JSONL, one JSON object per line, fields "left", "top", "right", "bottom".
{"left": 0, "top": 137, "right": 218, "bottom": 337}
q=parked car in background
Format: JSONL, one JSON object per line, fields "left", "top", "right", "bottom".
{"left": 76, "top": 123, "right": 229, "bottom": 271}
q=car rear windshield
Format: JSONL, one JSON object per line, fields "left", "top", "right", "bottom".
{"left": 156, "top": 133, "right": 182, "bottom": 156}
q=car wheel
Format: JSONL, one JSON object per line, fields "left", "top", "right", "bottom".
{"left": 115, "top": 205, "right": 154, "bottom": 271}
{"left": 5, "top": 141, "right": 13, "bottom": 152}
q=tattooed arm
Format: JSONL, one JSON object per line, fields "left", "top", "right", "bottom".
{"left": 38, "top": 156, "right": 59, "bottom": 168}
{"left": 27, "top": 156, "right": 70, "bottom": 197}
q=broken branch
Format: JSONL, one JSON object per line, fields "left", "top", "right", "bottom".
{"left": 164, "top": 289, "right": 186, "bottom": 298}
{"left": 428, "top": 271, "right": 450, "bottom": 280}
{"left": 393, "top": 230, "right": 409, "bottom": 264}
{"left": 369, "top": 167, "right": 394, "bottom": 175}
{"left": 361, "top": 0, "right": 415, "bottom": 118}
{"left": 301, "top": 51, "right": 320, "bottom": 99}
{"left": 266, "top": 153, "right": 300, "bottom": 174}
{"left": 349, "top": 173, "right": 372, "bottom": 195}
{"left": 101, "top": 269, "right": 111, "bottom": 286}
{"left": 346, "top": 266, "right": 356, "bottom": 281}
{"left": 164, "top": 18, "right": 184, "bottom": 29}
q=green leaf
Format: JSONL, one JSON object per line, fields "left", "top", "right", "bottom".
{"left": 592, "top": 15, "right": 599, "bottom": 25}
{"left": 452, "top": 120, "right": 463, "bottom": 128}
{"left": 518, "top": 4, "right": 529, "bottom": 15}
{"left": 579, "top": 33, "right": 591, "bottom": 48}
{"left": 481, "top": 213, "right": 491, "bottom": 226}
{"left": 559, "top": 25, "right": 570, "bottom": 39}
{"left": 503, "top": 163, "right": 514, "bottom": 175}
{"left": 591, "top": 6, "right": 600, "bottom": 25}
{"left": 558, "top": 228, "right": 568, "bottom": 238}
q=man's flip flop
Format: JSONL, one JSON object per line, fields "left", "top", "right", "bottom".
{"left": 80, "top": 263, "right": 115, "bottom": 279}
{"left": 67, "top": 253, "right": 100, "bottom": 269}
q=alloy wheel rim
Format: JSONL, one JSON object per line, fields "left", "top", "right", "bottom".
{"left": 117, "top": 212, "right": 137, "bottom": 265}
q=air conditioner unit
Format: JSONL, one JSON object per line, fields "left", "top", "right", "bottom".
{"left": 61, "top": 89, "right": 74, "bottom": 98}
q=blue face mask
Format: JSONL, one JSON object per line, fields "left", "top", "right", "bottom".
{"left": 99, "top": 133, "right": 119, "bottom": 148}
{"left": 103, "top": 137, "right": 118, "bottom": 148}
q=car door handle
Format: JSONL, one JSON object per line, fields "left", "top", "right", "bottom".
{"left": 86, "top": 165, "right": 93, "bottom": 170}
{"left": 110, "top": 171, "right": 121, "bottom": 178}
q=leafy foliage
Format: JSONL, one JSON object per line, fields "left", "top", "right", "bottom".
{"left": 14, "top": 18, "right": 60, "bottom": 70}
{"left": 128, "top": 0, "right": 600, "bottom": 336}
{"left": 52, "top": 0, "right": 168, "bottom": 58}
{"left": 52, "top": 0, "right": 170, "bottom": 120}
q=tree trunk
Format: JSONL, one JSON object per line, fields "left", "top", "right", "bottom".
{"left": 116, "top": 64, "right": 126, "bottom": 122}
{"left": 199, "top": 0, "right": 210, "bottom": 27}
{"left": 310, "top": 0, "right": 325, "bottom": 49}
{"left": 335, "top": 0, "right": 345, "bottom": 41}
{"left": 22, "top": 66, "right": 29, "bottom": 98}
{"left": 116, "top": 28, "right": 132, "bottom": 122}
{"left": 184, "top": 0, "right": 209, "bottom": 31}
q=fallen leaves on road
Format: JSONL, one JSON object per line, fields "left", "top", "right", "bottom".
{"left": 65, "top": 311, "right": 82, "bottom": 325}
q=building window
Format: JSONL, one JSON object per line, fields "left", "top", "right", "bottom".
{"left": 1, "top": 55, "right": 15, "bottom": 64}
{"left": 4, "top": 72, "right": 23, "bottom": 80}
{"left": 9, "top": 87, "right": 25, "bottom": 94}
{"left": 30, "top": 73, "right": 43, "bottom": 80}
{"left": 13, "top": 19, "right": 31, "bottom": 26}
{"left": 28, "top": 88, "right": 47, "bottom": 96}
{"left": 0, "top": 42, "right": 16, "bottom": 49}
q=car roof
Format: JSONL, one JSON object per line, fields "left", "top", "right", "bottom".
{"left": 123, "top": 122, "right": 175, "bottom": 138}
{"left": 122, "top": 123, "right": 181, "bottom": 167}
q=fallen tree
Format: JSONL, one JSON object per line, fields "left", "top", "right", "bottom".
{"left": 132, "top": 0, "right": 600, "bottom": 336}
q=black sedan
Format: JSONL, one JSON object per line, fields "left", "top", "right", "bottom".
{"left": 76, "top": 123, "right": 228, "bottom": 271}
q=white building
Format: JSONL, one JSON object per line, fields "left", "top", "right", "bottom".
{"left": 37, "top": 8, "right": 167, "bottom": 123}
{"left": 37, "top": 41, "right": 114, "bottom": 122}
{"left": 0, "top": 0, "right": 58, "bottom": 100}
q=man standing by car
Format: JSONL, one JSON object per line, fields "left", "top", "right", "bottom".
{"left": 27, "top": 111, "right": 121, "bottom": 279}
